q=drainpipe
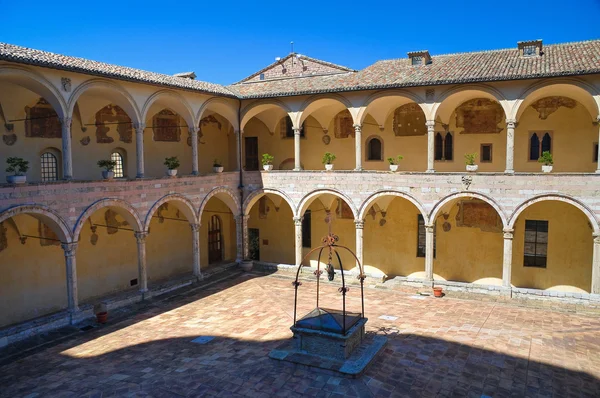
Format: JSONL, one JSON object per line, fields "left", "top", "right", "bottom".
{"left": 237, "top": 99, "right": 245, "bottom": 262}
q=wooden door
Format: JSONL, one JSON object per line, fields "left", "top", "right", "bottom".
{"left": 208, "top": 215, "right": 223, "bottom": 264}
{"left": 245, "top": 137, "right": 259, "bottom": 171}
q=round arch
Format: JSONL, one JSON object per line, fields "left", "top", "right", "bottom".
{"left": 0, "top": 65, "right": 67, "bottom": 119}
{"left": 73, "top": 198, "right": 144, "bottom": 241}
{"left": 432, "top": 84, "right": 509, "bottom": 123}
{"left": 68, "top": 78, "right": 142, "bottom": 125}
{"left": 0, "top": 205, "right": 72, "bottom": 243}
{"left": 240, "top": 99, "right": 291, "bottom": 131}
{"left": 141, "top": 89, "right": 196, "bottom": 129}
{"left": 359, "top": 190, "right": 428, "bottom": 223}
{"left": 508, "top": 194, "right": 600, "bottom": 234}
{"left": 429, "top": 191, "right": 508, "bottom": 228}
{"left": 198, "top": 187, "right": 241, "bottom": 218}
{"left": 242, "top": 188, "right": 297, "bottom": 217}
{"left": 298, "top": 93, "right": 354, "bottom": 126}
{"left": 511, "top": 78, "right": 599, "bottom": 121}
{"left": 297, "top": 189, "right": 358, "bottom": 219}
{"left": 357, "top": 89, "right": 426, "bottom": 126}
{"left": 196, "top": 97, "right": 238, "bottom": 129}
{"left": 144, "top": 193, "right": 198, "bottom": 231}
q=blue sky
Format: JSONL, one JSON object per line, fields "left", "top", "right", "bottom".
{"left": 1, "top": 0, "right": 599, "bottom": 85}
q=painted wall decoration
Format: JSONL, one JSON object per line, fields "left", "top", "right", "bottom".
{"left": 336, "top": 198, "right": 354, "bottom": 219}
{"left": 80, "top": 136, "right": 91, "bottom": 146}
{"left": 259, "top": 197, "right": 269, "bottom": 219}
{"left": 455, "top": 200, "right": 502, "bottom": 232}
{"left": 153, "top": 109, "right": 181, "bottom": 142}
{"left": 38, "top": 220, "right": 60, "bottom": 247}
{"left": 393, "top": 103, "right": 427, "bottom": 136}
{"left": 455, "top": 98, "right": 503, "bottom": 134}
{"left": 3, "top": 134, "right": 17, "bottom": 146}
{"left": 334, "top": 110, "right": 355, "bottom": 139}
{"left": 104, "top": 209, "right": 129, "bottom": 235}
{"left": 25, "top": 98, "right": 61, "bottom": 139}
{"left": 95, "top": 105, "right": 133, "bottom": 144}
{"left": 531, "top": 96, "right": 577, "bottom": 120}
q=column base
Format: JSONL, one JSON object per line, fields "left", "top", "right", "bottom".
{"left": 293, "top": 168, "right": 302, "bottom": 171}
{"left": 596, "top": 169, "right": 600, "bottom": 174}
{"left": 191, "top": 171, "right": 199, "bottom": 176}
{"left": 136, "top": 174, "right": 145, "bottom": 179}
{"left": 504, "top": 169, "right": 515, "bottom": 174}
{"left": 425, "top": 169, "right": 435, "bottom": 173}
{"left": 354, "top": 167, "right": 363, "bottom": 171}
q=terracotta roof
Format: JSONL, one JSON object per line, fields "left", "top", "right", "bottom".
{"left": 0, "top": 43, "right": 237, "bottom": 97}
{"left": 229, "top": 39, "right": 600, "bottom": 98}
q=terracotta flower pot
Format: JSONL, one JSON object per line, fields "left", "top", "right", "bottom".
{"left": 433, "top": 287, "right": 443, "bottom": 298}
{"left": 96, "top": 311, "right": 108, "bottom": 324}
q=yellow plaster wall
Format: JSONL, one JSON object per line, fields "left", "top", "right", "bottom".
{"left": 199, "top": 198, "right": 237, "bottom": 266}
{"left": 247, "top": 196, "right": 295, "bottom": 264}
{"left": 511, "top": 201, "right": 593, "bottom": 292}
{"left": 0, "top": 215, "right": 67, "bottom": 328}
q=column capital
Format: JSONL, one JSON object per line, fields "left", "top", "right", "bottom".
{"left": 234, "top": 129, "right": 243, "bottom": 136}
{"left": 190, "top": 223, "right": 201, "bottom": 232}
{"left": 59, "top": 117, "right": 73, "bottom": 126}
{"left": 293, "top": 127, "right": 302, "bottom": 136}
{"left": 506, "top": 118, "right": 517, "bottom": 128}
{"left": 593, "top": 232, "right": 600, "bottom": 244}
{"left": 425, "top": 120, "right": 436, "bottom": 129}
{"left": 134, "top": 122, "right": 146, "bottom": 132}
{"left": 424, "top": 224, "right": 435, "bottom": 233}
{"left": 596, "top": 115, "right": 600, "bottom": 124}
{"left": 134, "top": 231, "right": 148, "bottom": 243}
{"left": 61, "top": 242, "right": 78, "bottom": 257}
{"left": 293, "top": 216, "right": 303, "bottom": 226}
{"left": 353, "top": 124, "right": 362, "bottom": 131}
{"left": 354, "top": 219, "right": 364, "bottom": 229}
{"left": 189, "top": 126, "right": 198, "bottom": 136}
{"left": 234, "top": 214, "right": 250, "bottom": 223}
{"left": 503, "top": 228, "right": 514, "bottom": 239}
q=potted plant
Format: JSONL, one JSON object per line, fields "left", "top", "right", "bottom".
{"left": 164, "top": 156, "right": 180, "bottom": 176}
{"left": 387, "top": 155, "right": 404, "bottom": 172}
{"left": 5, "top": 157, "right": 29, "bottom": 184}
{"left": 538, "top": 151, "right": 553, "bottom": 173}
{"left": 464, "top": 153, "right": 478, "bottom": 172}
{"left": 322, "top": 152, "right": 336, "bottom": 171}
{"left": 213, "top": 159, "right": 224, "bottom": 173}
{"left": 433, "top": 286, "right": 444, "bottom": 298}
{"left": 261, "top": 153, "right": 274, "bottom": 171}
{"left": 97, "top": 159, "right": 117, "bottom": 180}
{"left": 94, "top": 302, "right": 108, "bottom": 324}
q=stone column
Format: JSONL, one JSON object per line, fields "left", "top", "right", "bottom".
{"left": 294, "top": 216, "right": 303, "bottom": 267}
{"left": 426, "top": 120, "right": 435, "bottom": 173}
{"left": 354, "top": 124, "right": 363, "bottom": 171}
{"left": 190, "top": 126, "right": 199, "bottom": 175}
{"left": 235, "top": 129, "right": 242, "bottom": 171}
{"left": 502, "top": 228, "right": 514, "bottom": 288}
{"left": 60, "top": 117, "right": 73, "bottom": 180}
{"left": 134, "top": 123, "right": 145, "bottom": 178}
{"left": 505, "top": 119, "right": 516, "bottom": 174}
{"left": 596, "top": 116, "right": 600, "bottom": 173}
{"left": 61, "top": 242, "right": 79, "bottom": 315}
{"left": 134, "top": 231, "right": 148, "bottom": 296}
{"left": 424, "top": 224, "right": 434, "bottom": 281}
{"left": 235, "top": 215, "right": 249, "bottom": 262}
{"left": 592, "top": 233, "right": 600, "bottom": 294}
{"left": 293, "top": 127, "right": 302, "bottom": 171}
{"left": 190, "top": 223, "right": 202, "bottom": 280}
{"left": 355, "top": 219, "right": 364, "bottom": 270}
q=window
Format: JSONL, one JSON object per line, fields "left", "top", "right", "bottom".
{"left": 302, "top": 210, "right": 311, "bottom": 248}
{"left": 411, "top": 56, "right": 423, "bottom": 66}
{"left": 259, "top": 73, "right": 265, "bottom": 81}
{"left": 529, "top": 131, "right": 552, "bottom": 161}
{"left": 524, "top": 220, "right": 548, "bottom": 267}
{"left": 594, "top": 142, "right": 599, "bottom": 163}
{"left": 435, "top": 132, "right": 453, "bottom": 161}
{"left": 40, "top": 151, "right": 59, "bottom": 181}
{"left": 111, "top": 151, "right": 125, "bottom": 178}
{"left": 416, "top": 215, "right": 436, "bottom": 258}
{"left": 444, "top": 132, "right": 453, "bottom": 161}
{"left": 367, "top": 137, "right": 383, "bottom": 161}
{"left": 434, "top": 133, "right": 443, "bottom": 160}
{"left": 523, "top": 45, "right": 537, "bottom": 57}
{"left": 481, "top": 144, "right": 493, "bottom": 162}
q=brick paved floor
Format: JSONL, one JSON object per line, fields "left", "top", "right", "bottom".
{"left": 1, "top": 272, "right": 600, "bottom": 397}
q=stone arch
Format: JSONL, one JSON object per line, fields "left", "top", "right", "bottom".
{"left": 73, "top": 198, "right": 144, "bottom": 241}
{"left": 508, "top": 194, "right": 600, "bottom": 234}
{"left": 196, "top": 97, "right": 238, "bottom": 129}
{"left": 298, "top": 93, "right": 355, "bottom": 126}
{"left": 432, "top": 84, "right": 509, "bottom": 123}
{"left": 359, "top": 190, "right": 428, "bottom": 223}
{"left": 357, "top": 89, "right": 426, "bottom": 126}
{"left": 141, "top": 89, "right": 196, "bottom": 129}
{"left": 240, "top": 99, "right": 292, "bottom": 131}
{"left": 144, "top": 193, "right": 198, "bottom": 231}
{"left": 511, "top": 78, "right": 599, "bottom": 121}
{"left": 243, "top": 188, "right": 297, "bottom": 217}
{"left": 0, "top": 205, "right": 72, "bottom": 243}
{"left": 297, "top": 189, "right": 358, "bottom": 218}
{"left": 429, "top": 191, "right": 508, "bottom": 228}
{"left": 0, "top": 65, "right": 67, "bottom": 119}
{"left": 67, "top": 78, "right": 142, "bottom": 125}
{"left": 198, "top": 186, "right": 241, "bottom": 218}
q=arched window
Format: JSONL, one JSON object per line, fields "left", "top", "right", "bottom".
{"left": 111, "top": 150, "right": 125, "bottom": 178}
{"left": 434, "top": 133, "right": 444, "bottom": 160}
{"left": 366, "top": 137, "right": 383, "bottom": 161}
{"left": 444, "top": 132, "right": 453, "bottom": 161}
{"left": 530, "top": 133, "right": 540, "bottom": 160}
{"left": 40, "top": 150, "right": 59, "bottom": 181}
{"left": 541, "top": 132, "right": 552, "bottom": 153}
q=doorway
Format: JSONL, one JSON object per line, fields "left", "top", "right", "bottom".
{"left": 208, "top": 215, "right": 223, "bottom": 264}
{"left": 245, "top": 137, "right": 259, "bottom": 171}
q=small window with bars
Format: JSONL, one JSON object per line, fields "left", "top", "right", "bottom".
{"left": 524, "top": 220, "right": 548, "bottom": 268}
{"left": 417, "top": 215, "right": 435, "bottom": 258}
{"left": 41, "top": 151, "right": 59, "bottom": 181}
{"left": 111, "top": 151, "right": 124, "bottom": 178}
{"left": 481, "top": 144, "right": 493, "bottom": 162}
{"left": 523, "top": 45, "right": 537, "bottom": 57}
{"left": 411, "top": 56, "right": 423, "bottom": 66}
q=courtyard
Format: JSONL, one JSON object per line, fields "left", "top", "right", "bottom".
{"left": 1, "top": 269, "right": 600, "bottom": 398}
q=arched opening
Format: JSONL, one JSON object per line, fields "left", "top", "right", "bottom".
{"left": 110, "top": 149, "right": 126, "bottom": 178}
{"left": 245, "top": 192, "right": 295, "bottom": 264}
{"left": 366, "top": 136, "right": 383, "bottom": 161}
{"left": 510, "top": 200, "right": 593, "bottom": 293}
{"left": 360, "top": 195, "right": 427, "bottom": 278}
{"left": 0, "top": 211, "right": 68, "bottom": 327}
{"left": 430, "top": 197, "right": 505, "bottom": 285}
{"left": 199, "top": 194, "right": 237, "bottom": 267}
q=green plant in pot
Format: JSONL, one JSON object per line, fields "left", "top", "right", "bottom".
{"left": 6, "top": 157, "right": 29, "bottom": 184}
{"left": 164, "top": 156, "right": 180, "bottom": 177}
{"left": 464, "top": 153, "right": 478, "bottom": 172}
{"left": 387, "top": 155, "right": 404, "bottom": 172}
{"left": 97, "top": 159, "right": 117, "bottom": 180}
{"left": 213, "top": 159, "right": 223, "bottom": 173}
{"left": 322, "top": 152, "right": 336, "bottom": 171}
{"left": 261, "top": 153, "right": 274, "bottom": 171}
{"left": 538, "top": 151, "right": 553, "bottom": 173}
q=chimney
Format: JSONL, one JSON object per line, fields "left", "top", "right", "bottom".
{"left": 173, "top": 72, "right": 197, "bottom": 80}
{"left": 518, "top": 40, "right": 543, "bottom": 57}
{"left": 407, "top": 50, "right": 431, "bottom": 66}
